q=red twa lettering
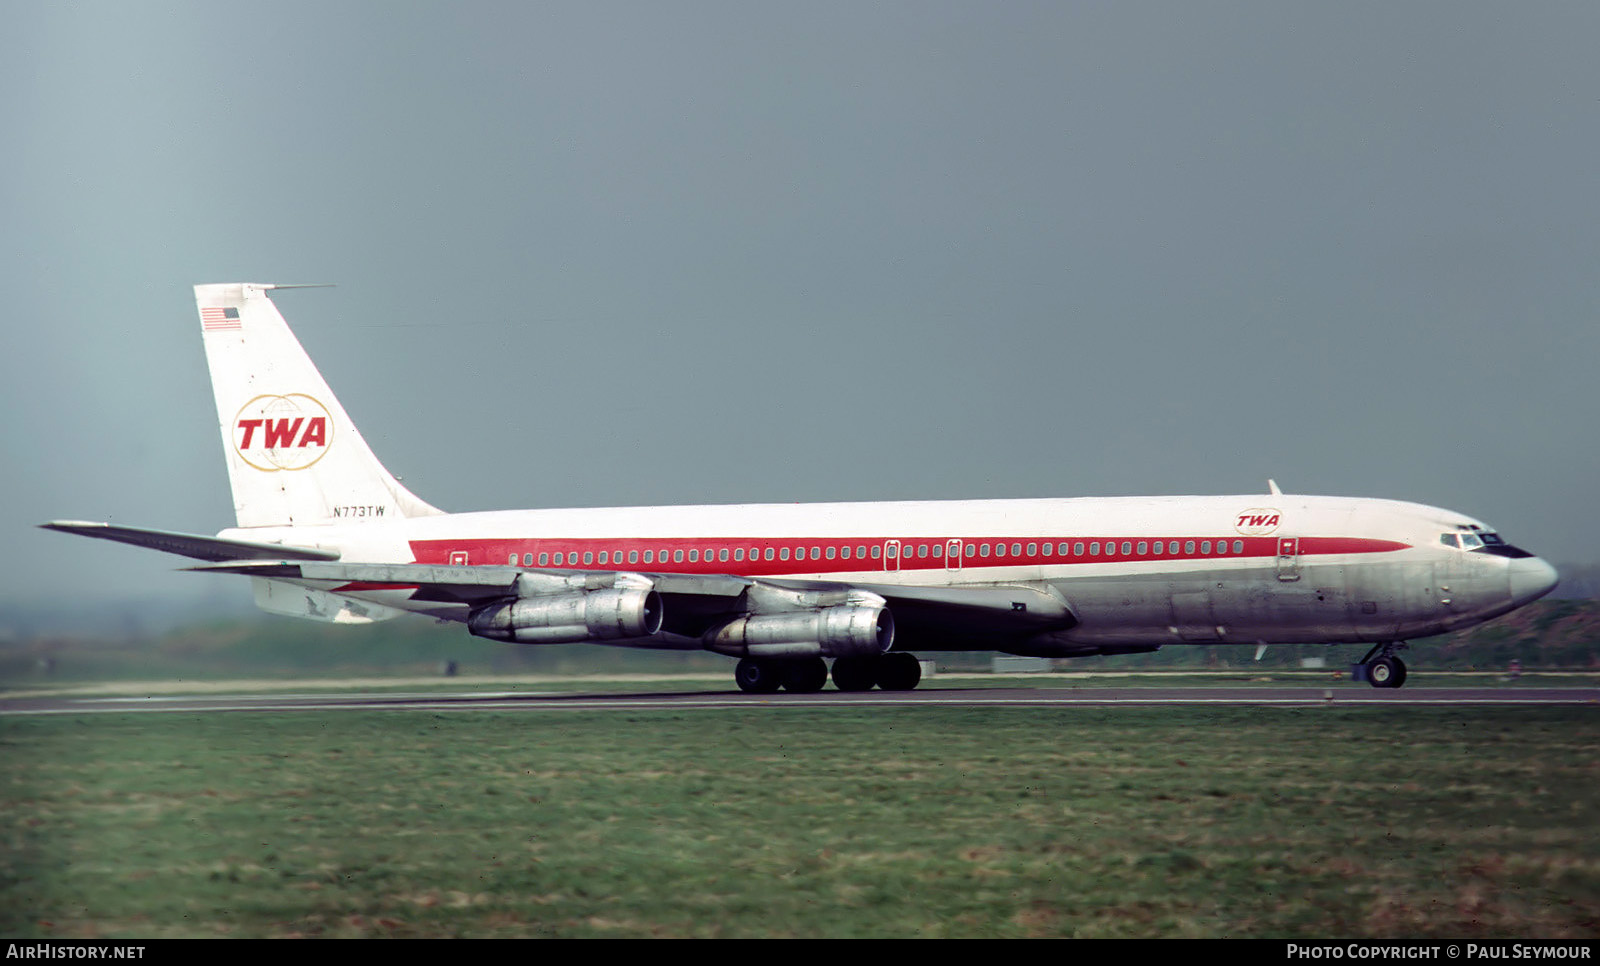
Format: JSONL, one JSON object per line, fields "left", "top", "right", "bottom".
{"left": 263, "top": 418, "right": 303, "bottom": 448}
{"left": 237, "top": 416, "right": 327, "bottom": 448}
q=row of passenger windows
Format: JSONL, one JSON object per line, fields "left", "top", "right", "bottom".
{"left": 505, "top": 539, "right": 1249, "bottom": 568}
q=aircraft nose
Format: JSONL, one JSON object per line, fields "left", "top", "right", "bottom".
{"left": 1508, "top": 557, "right": 1559, "bottom": 606}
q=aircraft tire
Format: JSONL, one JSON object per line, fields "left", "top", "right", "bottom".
{"left": 734, "top": 658, "right": 782, "bottom": 694}
{"left": 1367, "top": 656, "right": 1403, "bottom": 689}
{"left": 831, "top": 656, "right": 878, "bottom": 692}
{"left": 781, "top": 657, "right": 829, "bottom": 693}
{"left": 876, "top": 652, "right": 922, "bottom": 691}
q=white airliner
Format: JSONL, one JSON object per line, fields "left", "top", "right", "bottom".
{"left": 44, "top": 283, "right": 1559, "bottom": 692}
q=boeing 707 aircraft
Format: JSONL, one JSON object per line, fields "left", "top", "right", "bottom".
{"left": 44, "top": 283, "right": 1559, "bottom": 692}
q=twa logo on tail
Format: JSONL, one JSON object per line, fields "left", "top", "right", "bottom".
{"left": 233, "top": 394, "right": 333, "bottom": 471}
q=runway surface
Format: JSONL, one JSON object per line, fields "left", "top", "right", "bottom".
{"left": 4, "top": 685, "right": 1597, "bottom": 716}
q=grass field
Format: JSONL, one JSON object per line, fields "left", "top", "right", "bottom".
{"left": 3, "top": 705, "right": 1598, "bottom": 938}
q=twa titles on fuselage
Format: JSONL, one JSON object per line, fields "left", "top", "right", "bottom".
{"left": 43, "top": 283, "right": 1559, "bottom": 693}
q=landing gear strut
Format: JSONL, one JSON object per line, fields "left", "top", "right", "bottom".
{"left": 1354, "top": 643, "right": 1409, "bottom": 689}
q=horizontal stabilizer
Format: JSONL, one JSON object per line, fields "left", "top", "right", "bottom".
{"left": 39, "top": 521, "right": 342, "bottom": 563}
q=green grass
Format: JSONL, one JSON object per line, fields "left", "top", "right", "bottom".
{"left": 3, "top": 707, "right": 1598, "bottom": 938}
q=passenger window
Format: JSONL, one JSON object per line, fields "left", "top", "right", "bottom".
{"left": 1027, "top": 542, "right": 1038, "bottom": 556}
{"left": 508, "top": 553, "right": 518, "bottom": 565}
{"left": 887, "top": 544, "right": 898, "bottom": 558}
{"left": 598, "top": 551, "right": 609, "bottom": 565}
{"left": 931, "top": 544, "right": 942, "bottom": 558}
{"left": 826, "top": 546, "right": 836, "bottom": 560}
{"left": 1184, "top": 541, "right": 1195, "bottom": 554}
{"left": 1233, "top": 540, "right": 1243, "bottom": 553}
{"left": 917, "top": 544, "right": 928, "bottom": 558}
{"left": 720, "top": 548, "right": 730, "bottom": 562}
{"left": 688, "top": 550, "right": 698, "bottom": 563}
{"left": 553, "top": 552, "right": 564, "bottom": 566}
{"left": 538, "top": 552, "right": 549, "bottom": 566}
{"left": 871, "top": 546, "right": 881, "bottom": 559}
{"left": 1012, "top": 543, "right": 1022, "bottom": 556}
{"left": 1201, "top": 541, "right": 1211, "bottom": 554}
{"left": 673, "top": 550, "right": 684, "bottom": 563}
{"left": 643, "top": 551, "right": 653, "bottom": 563}
{"left": 1136, "top": 541, "right": 1147, "bottom": 555}
{"left": 965, "top": 544, "right": 976, "bottom": 556}
{"left": 856, "top": 546, "right": 867, "bottom": 558}
{"left": 1120, "top": 542, "right": 1131, "bottom": 555}
{"left": 734, "top": 548, "right": 744, "bottom": 561}
{"left": 1152, "top": 541, "right": 1163, "bottom": 555}
{"left": 1089, "top": 542, "right": 1099, "bottom": 555}
{"left": 780, "top": 548, "right": 790, "bottom": 561}
{"left": 1073, "top": 542, "right": 1084, "bottom": 556}
{"left": 811, "top": 547, "right": 821, "bottom": 560}
{"left": 583, "top": 551, "right": 594, "bottom": 565}
{"left": 980, "top": 543, "right": 991, "bottom": 557}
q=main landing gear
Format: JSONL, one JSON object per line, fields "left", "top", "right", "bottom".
{"left": 1353, "top": 642, "right": 1409, "bottom": 689}
{"left": 733, "top": 653, "right": 923, "bottom": 694}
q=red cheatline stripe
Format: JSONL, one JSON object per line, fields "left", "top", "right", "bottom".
{"left": 404, "top": 535, "right": 1411, "bottom": 576}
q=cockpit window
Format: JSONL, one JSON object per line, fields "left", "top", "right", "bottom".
{"left": 1442, "top": 529, "right": 1534, "bottom": 558}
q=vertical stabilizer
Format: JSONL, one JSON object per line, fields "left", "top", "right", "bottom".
{"left": 196, "top": 283, "right": 443, "bottom": 529}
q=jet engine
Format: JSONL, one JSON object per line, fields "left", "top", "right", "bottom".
{"left": 704, "top": 601, "right": 894, "bottom": 659}
{"left": 469, "top": 584, "right": 662, "bottom": 644}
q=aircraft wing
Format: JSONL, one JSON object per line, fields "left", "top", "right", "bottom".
{"left": 184, "top": 560, "right": 1076, "bottom": 646}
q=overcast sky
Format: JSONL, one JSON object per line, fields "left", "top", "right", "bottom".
{"left": 4, "top": 2, "right": 1597, "bottom": 611}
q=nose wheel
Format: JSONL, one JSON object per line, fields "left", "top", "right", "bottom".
{"left": 1355, "top": 644, "right": 1409, "bottom": 689}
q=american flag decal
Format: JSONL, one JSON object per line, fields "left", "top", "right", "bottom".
{"left": 200, "top": 306, "right": 241, "bottom": 331}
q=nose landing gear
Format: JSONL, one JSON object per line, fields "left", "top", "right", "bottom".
{"left": 1353, "top": 643, "right": 1409, "bottom": 689}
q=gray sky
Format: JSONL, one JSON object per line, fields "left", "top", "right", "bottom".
{"left": 4, "top": 1, "right": 1597, "bottom": 610}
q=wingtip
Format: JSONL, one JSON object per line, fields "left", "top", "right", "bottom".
{"left": 39, "top": 520, "right": 107, "bottom": 531}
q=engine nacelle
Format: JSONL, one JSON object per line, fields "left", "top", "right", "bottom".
{"left": 704, "top": 603, "right": 894, "bottom": 659}
{"left": 468, "top": 587, "right": 663, "bottom": 644}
